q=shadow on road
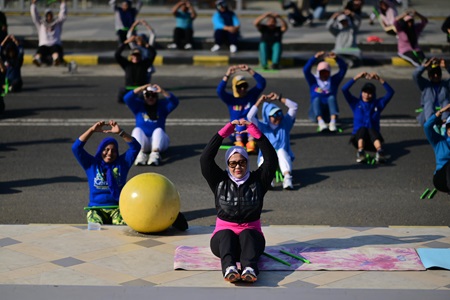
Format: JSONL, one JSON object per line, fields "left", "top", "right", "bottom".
{"left": 0, "top": 176, "right": 85, "bottom": 194}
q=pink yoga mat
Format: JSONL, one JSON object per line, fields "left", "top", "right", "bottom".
{"left": 174, "top": 245, "right": 425, "bottom": 271}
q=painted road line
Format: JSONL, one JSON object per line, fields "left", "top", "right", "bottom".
{"left": 24, "top": 54, "right": 99, "bottom": 65}
{"left": 0, "top": 118, "right": 421, "bottom": 127}
{"left": 193, "top": 55, "right": 229, "bottom": 66}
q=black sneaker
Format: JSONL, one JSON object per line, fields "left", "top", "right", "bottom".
{"left": 0, "top": 96, "right": 5, "bottom": 114}
{"left": 172, "top": 212, "right": 188, "bottom": 231}
{"left": 375, "top": 150, "right": 387, "bottom": 163}
{"left": 356, "top": 150, "right": 366, "bottom": 163}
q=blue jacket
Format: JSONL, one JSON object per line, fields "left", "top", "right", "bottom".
{"left": 303, "top": 56, "right": 348, "bottom": 103}
{"left": 424, "top": 114, "right": 450, "bottom": 173}
{"left": 212, "top": 9, "right": 240, "bottom": 30}
{"left": 0, "top": 44, "right": 24, "bottom": 84}
{"left": 72, "top": 138, "right": 141, "bottom": 207}
{"left": 413, "top": 65, "right": 450, "bottom": 124}
{"left": 342, "top": 78, "right": 395, "bottom": 135}
{"left": 255, "top": 102, "right": 296, "bottom": 161}
{"left": 216, "top": 73, "right": 266, "bottom": 121}
{"left": 124, "top": 90, "right": 179, "bottom": 137}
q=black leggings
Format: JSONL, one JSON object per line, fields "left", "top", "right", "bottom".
{"left": 398, "top": 50, "right": 426, "bottom": 67}
{"left": 210, "top": 229, "right": 265, "bottom": 275}
{"left": 350, "top": 127, "right": 384, "bottom": 152}
{"left": 36, "top": 45, "right": 64, "bottom": 62}
{"left": 173, "top": 27, "right": 194, "bottom": 48}
{"left": 433, "top": 162, "right": 450, "bottom": 193}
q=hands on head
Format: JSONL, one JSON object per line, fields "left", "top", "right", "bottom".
{"left": 424, "top": 57, "right": 446, "bottom": 68}
{"left": 258, "top": 92, "right": 279, "bottom": 103}
{"left": 354, "top": 71, "right": 384, "bottom": 83}
{"left": 406, "top": 9, "right": 416, "bottom": 16}
{"left": 437, "top": 104, "right": 450, "bottom": 119}
{"left": 315, "top": 51, "right": 336, "bottom": 59}
{"left": 231, "top": 119, "right": 251, "bottom": 134}
{"left": 226, "top": 64, "right": 252, "bottom": 74}
{"left": 91, "top": 120, "right": 121, "bottom": 135}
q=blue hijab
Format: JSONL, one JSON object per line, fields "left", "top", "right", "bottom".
{"left": 95, "top": 137, "right": 121, "bottom": 200}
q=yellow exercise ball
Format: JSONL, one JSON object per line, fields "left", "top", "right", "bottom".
{"left": 119, "top": 173, "right": 180, "bottom": 233}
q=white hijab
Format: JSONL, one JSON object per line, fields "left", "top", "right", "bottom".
{"left": 225, "top": 146, "right": 250, "bottom": 186}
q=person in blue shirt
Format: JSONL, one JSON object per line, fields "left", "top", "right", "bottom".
{"left": 342, "top": 72, "right": 395, "bottom": 163}
{"left": 211, "top": 0, "right": 240, "bottom": 53}
{"left": 72, "top": 120, "right": 141, "bottom": 224}
{"left": 124, "top": 83, "right": 179, "bottom": 166}
{"left": 247, "top": 92, "right": 298, "bottom": 190}
{"left": 303, "top": 51, "right": 348, "bottom": 132}
{"left": 0, "top": 34, "right": 23, "bottom": 93}
{"left": 218, "top": 64, "right": 266, "bottom": 153}
{"left": 424, "top": 104, "right": 450, "bottom": 193}
{"left": 413, "top": 58, "right": 450, "bottom": 126}
{"left": 167, "top": 0, "right": 197, "bottom": 50}
{"left": 109, "top": 0, "right": 142, "bottom": 45}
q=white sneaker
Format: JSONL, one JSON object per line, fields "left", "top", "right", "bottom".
{"left": 229, "top": 44, "right": 237, "bottom": 53}
{"left": 283, "top": 175, "right": 293, "bottom": 190}
{"left": 167, "top": 43, "right": 177, "bottom": 49}
{"left": 147, "top": 151, "right": 161, "bottom": 166}
{"left": 211, "top": 44, "right": 220, "bottom": 52}
{"left": 224, "top": 266, "right": 240, "bottom": 283}
{"left": 241, "top": 267, "right": 257, "bottom": 283}
{"left": 184, "top": 43, "right": 192, "bottom": 50}
{"left": 329, "top": 122, "right": 337, "bottom": 132}
{"left": 134, "top": 151, "right": 148, "bottom": 166}
{"left": 32, "top": 56, "right": 41, "bottom": 67}
{"left": 318, "top": 122, "right": 328, "bottom": 132}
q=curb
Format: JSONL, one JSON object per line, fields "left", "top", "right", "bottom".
{"left": 21, "top": 38, "right": 450, "bottom": 54}
{"left": 23, "top": 54, "right": 415, "bottom": 68}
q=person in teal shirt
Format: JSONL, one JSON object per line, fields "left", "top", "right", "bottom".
{"left": 167, "top": 1, "right": 197, "bottom": 50}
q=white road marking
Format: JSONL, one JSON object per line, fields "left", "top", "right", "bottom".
{"left": 0, "top": 118, "right": 421, "bottom": 127}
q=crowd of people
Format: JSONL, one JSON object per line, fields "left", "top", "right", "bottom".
{"left": 1, "top": 0, "right": 449, "bottom": 285}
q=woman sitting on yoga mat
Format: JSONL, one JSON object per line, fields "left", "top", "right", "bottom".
{"left": 200, "top": 120, "right": 277, "bottom": 283}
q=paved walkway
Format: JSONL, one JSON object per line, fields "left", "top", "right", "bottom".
{"left": 1, "top": 224, "right": 450, "bottom": 299}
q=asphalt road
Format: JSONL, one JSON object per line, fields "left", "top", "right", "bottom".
{"left": 1, "top": 65, "right": 449, "bottom": 227}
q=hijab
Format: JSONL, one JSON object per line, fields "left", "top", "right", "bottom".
{"left": 95, "top": 137, "right": 121, "bottom": 200}
{"left": 225, "top": 146, "right": 250, "bottom": 185}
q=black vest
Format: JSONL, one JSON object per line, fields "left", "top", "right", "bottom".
{"left": 215, "top": 176, "right": 263, "bottom": 223}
